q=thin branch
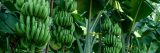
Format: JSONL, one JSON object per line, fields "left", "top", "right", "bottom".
{"left": 50, "top": 0, "right": 54, "bottom": 17}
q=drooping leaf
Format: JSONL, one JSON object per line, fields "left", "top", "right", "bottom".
{"left": 124, "top": 0, "right": 154, "bottom": 22}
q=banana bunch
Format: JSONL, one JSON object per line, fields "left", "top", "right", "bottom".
{"left": 54, "top": 11, "right": 73, "bottom": 26}
{"left": 14, "top": 0, "right": 51, "bottom": 51}
{"left": 50, "top": 11, "right": 75, "bottom": 50}
{"left": 15, "top": 0, "right": 50, "bottom": 19}
{"left": 64, "top": 0, "right": 77, "bottom": 12}
{"left": 15, "top": 14, "right": 51, "bottom": 49}
{"left": 103, "top": 35, "right": 122, "bottom": 53}
{"left": 59, "top": 29, "right": 75, "bottom": 47}
{"left": 102, "top": 18, "right": 122, "bottom": 53}
{"left": 104, "top": 47, "right": 120, "bottom": 53}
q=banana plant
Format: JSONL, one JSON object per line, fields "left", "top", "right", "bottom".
{"left": 0, "top": 0, "right": 160, "bottom": 53}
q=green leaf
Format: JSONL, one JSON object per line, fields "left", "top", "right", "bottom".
{"left": 77, "top": 0, "right": 104, "bottom": 17}
{"left": 141, "top": 30, "right": 156, "bottom": 45}
{"left": 124, "top": 0, "right": 154, "bottom": 22}
{"left": 0, "top": 11, "right": 18, "bottom": 33}
{"left": 148, "top": 42, "right": 159, "bottom": 53}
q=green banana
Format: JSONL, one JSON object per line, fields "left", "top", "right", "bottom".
{"left": 41, "top": 28, "right": 48, "bottom": 44}
{"left": 41, "top": 6, "right": 49, "bottom": 19}
{"left": 37, "top": 5, "right": 44, "bottom": 18}
{"left": 15, "top": 23, "right": 21, "bottom": 34}
{"left": 59, "top": 31, "right": 63, "bottom": 43}
{"left": 26, "top": 16, "right": 31, "bottom": 40}
{"left": 43, "top": 30, "right": 51, "bottom": 44}
{"left": 30, "top": 16, "right": 35, "bottom": 40}
{"left": 25, "top": 2, "right": 30, "bottom": 16}
{"left": 19, "top": 14, "right": 25, "bottom": 33}
{"left": 29, "top": 2, "right": 34, "bottom": 16}
{"left": 54, "top": 14, "right": 59, "bottom": 26}
{"left": 38, "top": 23, "right": 45, "bottom": 43}
{"left": 34, "top": 3, "right": 40, "bottom": 17}
{"left": 34, "top": 22, "right": 42, "bottom": 42}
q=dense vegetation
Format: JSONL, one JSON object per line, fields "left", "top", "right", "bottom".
{"left": 0, "top": 0, "right": 160, "bottom": 53}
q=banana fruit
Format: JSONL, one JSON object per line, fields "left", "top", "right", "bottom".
{"left": 102, "top": 18, "right": 122, "bottom": 53}
{"left": 54, "top": 11, "right": 73, "bottom": 26}
{"left": 14, "top": 0, "right": 52, "bottom": 51}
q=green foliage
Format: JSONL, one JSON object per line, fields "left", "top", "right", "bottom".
{"left": 0, "top": 0, "right": 160, "bottom": 53}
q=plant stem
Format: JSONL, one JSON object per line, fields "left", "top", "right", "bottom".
{"left": 75, "top": 33, "right": 83, "bottom": 53}
{"left": 6, "top": 37, "right": 11, "bottom": 53}
{"left": 30, "top": 45, "right": 35, "bottom": 53}
{"left": 50, "top": 0, "right": 54, "bottom": 17}
{"left": 98, "top": 18, "right": 102, "bottom": 53}
{"left": 127, "top": 0, "right": 143, "bottom": 53}
{"left": 45, "top": 43, "right": 49, "bottom": 53}
{"left": 63, "top": 45, "right": 65, "bottom": 53}
{"left": 90, "top": 11, "right": 103, "bottom": 32}
{"left": 84, "top": 0, "right": 92, "bottom": 53}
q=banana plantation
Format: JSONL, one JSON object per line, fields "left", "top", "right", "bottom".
{"left": 0, "top": 0, "right": 160, "bottom": 53}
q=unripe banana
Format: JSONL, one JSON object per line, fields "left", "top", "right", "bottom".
{"left": 26, "top": 16, "right": 31, "bottom": 40}
{"left": 25, "top": 2, "right": 30, "bottom": 16}
{"left": 30, "top": 16, "right": 35, "bottom": 39}
{"left": 34, "top": 3, "right": 40, "bottom": 16}
{"left": 15, "top": 23, "right": 21, "bottom": 34}
{"left": 37, "top": 5, "right": 44, "bottom": 18}
{"left": 42, "top": 29, "right": 51, "bottom": 45}
{"left": 59, "top": 12, "right": 63, "bottom": 26}
{"left": 41, "top": 27, "right": 48, "bottom": 43}
{"left": 38, "top": 23, "right": 45, "bottom": 43}
{"left": 59, "top": 31, "right": 63, "bottom": 43}
{"left": 54, "top": 15, "right": 59, "bottom": 26}
{"left": 41, "top": 6, "right": 49, "bottom": 19}
{"left": 34, "top": 22, "right": 42, "bottom": 42}
{"left": 65, "top": 34, "right": 70, "bottom": 44}
{"left": 19, "top": 14, "right": 25, "bottom": 33}
{"left": 29, "top": 2, "right": 34, "bottom": 16}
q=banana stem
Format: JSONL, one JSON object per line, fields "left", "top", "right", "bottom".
{"left": 63, "top": 45, "right": 65, "bottom": 53}
{"left": 30, "top": 44, "right": 35, "bottom": 53}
